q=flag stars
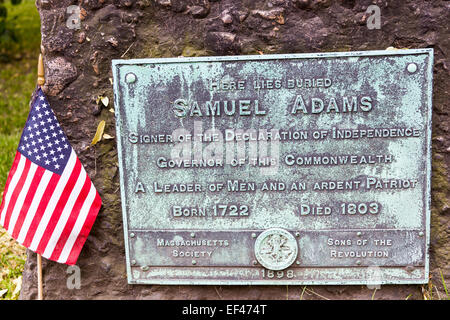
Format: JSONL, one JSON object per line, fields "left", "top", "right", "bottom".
{"left": 18, "top": 93, "right": 71, "bottom": 174}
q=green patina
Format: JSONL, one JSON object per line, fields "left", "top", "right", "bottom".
{"left": 111, "top": 49, "right": 434, "bottom": 285}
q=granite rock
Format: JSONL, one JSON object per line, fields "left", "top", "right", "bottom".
{"left": 20, "top": 0, "right": 450, "bottom": 300}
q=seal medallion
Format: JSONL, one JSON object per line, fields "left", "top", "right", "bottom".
{"left": 254, "top": 228, "right": 298, "bottom": 270}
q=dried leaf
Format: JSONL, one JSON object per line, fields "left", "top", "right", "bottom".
{"left": 103, "top": 133, "right": 114, "bottom": 140}
{"left": 276, "top": 14, "right": 285, "bottom": 25}
{"left": 12, "top": 276, "right": 22, "bottom": 298}
{"left": 0, "top": 289, "right": 7, "bottom": 297}
{"left": 91, "top": 120, "right": 106, "bottom": 146}
{"left": 386, "top": 46, "right": 409, "bottom": 51}
{"left": 95, "top": 95, "right": 109, "bottom": 107}
{"left": 101, "top": 96, "right": 109, "bottom": 107}
{"left": 109, "top": 108, "right": 115, "bottom": 113}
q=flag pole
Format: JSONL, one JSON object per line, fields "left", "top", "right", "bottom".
{"left": 37, "top": 253, "right": 43, "bottom": 300}
{"left": 36, "top": 53, "right": 44, "bottom": 300}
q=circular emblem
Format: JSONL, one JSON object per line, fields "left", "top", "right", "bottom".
{"left": 254, "top": 228, "right": 298, "bottom": 270}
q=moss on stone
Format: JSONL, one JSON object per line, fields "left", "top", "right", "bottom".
{"left": 181, "top": 45, "right": 209, "bottom": 57}
{"left": 431, "top": 156, "right": 450, "bottom": 211}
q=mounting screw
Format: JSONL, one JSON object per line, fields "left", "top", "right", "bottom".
{"left": 296, "top": 261, "right": 300, "bottom": 265}
{"left": 192, "top": 260, "right": 197, "bottom": 265}
{"left": 131, "top": 259, "right": 136, "bottom": 265}
{"left": 252, "top": 260, "right": 258, "bottom": 265}
{"left": 295, "top": 232, "right": 300, "bottom": 237}
{"left": 357, "top": 232, "right": 362, "bottom": 237}
{"left": 419, "top": 231, "right": 424, "bottom": 237}
{"left": 251, "top": 233, "right": 257, "bottom": 238}
{"left": 356, "top": 260, "right": 362, "bottom": 266}
{"left": 125, "top": 72, "right": 136, "bottom": 83}
{"left": 130, "top": 233, "right": 135, "bottom": 238}
{"left": 407, "top": 63, "right": 417, "bottom": 73}
{"left": 141, "top": 265, "right": 149, "bottom": 271}
{"left": 405, "top": 266, "right": 414, "bottom": 273}
{"left": 190, "top": 232, "right": 196, "bottom": 238}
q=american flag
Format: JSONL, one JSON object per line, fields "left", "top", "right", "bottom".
{"left": 0, "top": 87, "right": 101, "bottom": 265}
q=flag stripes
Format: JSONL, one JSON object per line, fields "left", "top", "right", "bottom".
{"left": 11, "top": 166, "right": 46, "bottom": 239}
{"left": 0, "top": 87, "right": 101, "bottom": 265}
{"left": 0, "top": 154, "right": 26, "bottom": 226}
{"left": 32, "top": 151, "right": 80, "bottom": 253}
{"left": 6, "top": 162, "right": 38, "bottom": 234}
{"left": 0, "top": 150, "right": 101, "bottom": 264}
{"left": 58, "top": 188, "right": 101, "bottom": 264}
{"left": 20, "top": 172, "right": 60, "bottom": 248}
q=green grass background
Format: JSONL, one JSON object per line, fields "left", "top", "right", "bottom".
{"left": 0, "top": 0, "right": 40, "bottom": 300}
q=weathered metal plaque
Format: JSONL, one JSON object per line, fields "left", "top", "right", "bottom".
{"left": 112, "top": 49, "right": 433, "bottom": 285}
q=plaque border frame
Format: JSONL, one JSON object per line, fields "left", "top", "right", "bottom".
{"left": 112, "top": 49, "right": 433, "bottom": 285}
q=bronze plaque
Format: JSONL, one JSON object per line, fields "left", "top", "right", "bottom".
{"left": 112, "top": 49, "right": 433, "bottom": 285}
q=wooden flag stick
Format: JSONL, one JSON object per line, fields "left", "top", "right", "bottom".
{"left": 37, "top": 253, "right": 43, "bottom": 300}
{"left": 37, "top": 54, "right": 45, "bottom": 86}
{"left": 36, "top": 53, "right": 44, "bottom": 300}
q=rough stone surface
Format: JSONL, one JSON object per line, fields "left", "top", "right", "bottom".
{"left": 20, "top": 0, "right": 449, "bottom": 300}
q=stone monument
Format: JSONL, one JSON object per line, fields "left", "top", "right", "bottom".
{"left": 20, "top": 0, "right": 449, "bottom": 300}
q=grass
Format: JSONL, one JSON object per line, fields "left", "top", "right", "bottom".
{"left": 0, "top": 228, "right": 26, "bottom": 299}
{"left": 421, "top": 272, "right": 450, "bottom": 300}
{"left": 440, "top": 269, "right": 449, "bottom": 299}
{"left": 0, "top": 0, "right": 40, "bottom": 300}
